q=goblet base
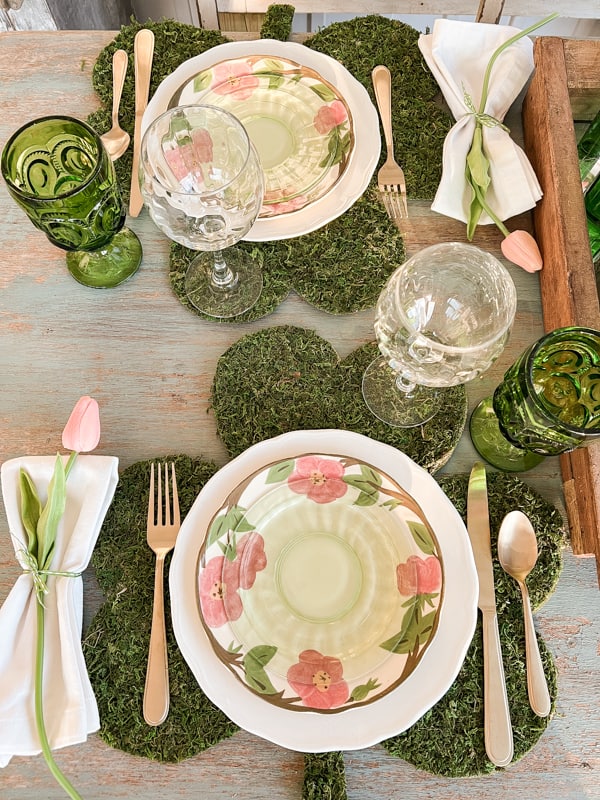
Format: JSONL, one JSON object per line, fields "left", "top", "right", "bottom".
{"left": 470, "top": 397, "right": 544, "bottom": 472}
{"left": 361, "top": 355, "right": 441, "bottom": 428}
{"left": 65, "top": 227, "right": 142, "bottom": 288}
{"left": 184, "top": 248, "right": 263, "bottom": 319}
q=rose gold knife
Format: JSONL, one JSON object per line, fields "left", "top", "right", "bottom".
{"left": 129, "top": 28, "right": 154, "bottom": 217}
{"left": 467, "top": 462, "right": 514, "bottom": 767}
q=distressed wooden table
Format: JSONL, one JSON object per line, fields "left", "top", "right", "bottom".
{"left": 0, "top": 30, "right": 598, "bottom": 800}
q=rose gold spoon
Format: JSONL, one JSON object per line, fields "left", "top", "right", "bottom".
{"left": 497, "top": 510, "right": 551, "bottom": 717}
{"left": 100, "top": 49, "right": 130, "bottom": 161}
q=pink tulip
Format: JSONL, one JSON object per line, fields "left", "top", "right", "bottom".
{"left": 501, "top": 230, "right": 543, "bottom": 273}
{"left": 62, "top": 396, "right": 101, "bottom": 452}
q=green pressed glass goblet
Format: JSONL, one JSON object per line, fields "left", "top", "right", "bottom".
{"left": 1, "top": 115, "right": 142, "bottom": 288}
{"left": 470, "top": 326, "right": 600, "bottom": 471}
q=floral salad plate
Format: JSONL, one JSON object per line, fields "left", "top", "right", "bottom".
{"left": 142, "top": 40, "right": 380, "bottom": 241}
{"left": 171, "top": 55, "right": 354, "bottom": 218}
{"left": 170, "top": 430, "right": 478, "bottom": 752}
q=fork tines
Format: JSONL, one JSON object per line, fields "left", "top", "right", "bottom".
{"left": 380, "top": 182, "right": 408, "bottom": 220}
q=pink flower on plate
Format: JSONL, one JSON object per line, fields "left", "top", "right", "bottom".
{"left": 191, "top": 128, "right": 213, "bottom": 163}
{"left": 199, "top": 555, "right": 243, "bottom": 627}
{"left": 396, "top": 555, "right": 442, "bottom": 596}
{"left": 61, "top": 396, "right": 100, "bottom": 452}
{"left": 287, "top": 456, "right": 348, "bottom": 504}
{"left": 287, "top": 649, "right": 350, "bottom": 709}
{"left": 232, "top": 532, "right": 267, "bottom": 590}
{"left": 211, "top": 60, "right": 259, "bottom": 100}
{"left": 313, "top": 100, "right": 348, "bottom": 135}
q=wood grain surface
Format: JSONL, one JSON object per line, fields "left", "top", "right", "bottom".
{"left": 0, "top": 30, "right": 598, "bottom": 800}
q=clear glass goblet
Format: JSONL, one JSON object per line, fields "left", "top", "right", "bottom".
{"left": 1, "top": 115, "right": 142, "bottom": 288}
{"left": 140, "top": 105, "right": 264, "bottom": 319}
{"left": 470, "top": 326, "right": 600, "bottom": 471}
{"left": 362, "top": 242, "right": 518, "bottom": 427}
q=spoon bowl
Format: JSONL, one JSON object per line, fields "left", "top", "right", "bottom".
{"left": 497, "top": 510, "right": 551, "bottom": 717}
{"left": 100, "top": 49, "right": 130, "bottom": 161}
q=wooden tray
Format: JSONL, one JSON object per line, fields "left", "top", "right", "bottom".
{"left": 522, "top": 37, "right": 600, "bottom": 581}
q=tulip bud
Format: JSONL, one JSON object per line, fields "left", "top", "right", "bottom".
{"left": 62, "top": 396, "right": 101, "bottom": 452}
{"left": 501, "top": 229, "right": 543, "bottom": 272}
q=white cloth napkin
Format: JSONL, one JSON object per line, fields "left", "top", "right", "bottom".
{"left": 0, "top": 454, "right": 119, "bottom": 767}
{"left": 418, "top": 19, "right": 542, "bottom": 225}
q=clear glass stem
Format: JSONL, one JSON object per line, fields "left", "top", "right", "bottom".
{"left": 394, "top": 373, "right": 417, "bottom": 397}
{"left": 210, "top": 249, "right": 238, "bottom": 292}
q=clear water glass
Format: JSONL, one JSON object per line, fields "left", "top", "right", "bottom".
{"left": 140, "top": 105, "right": 264, "bottom": 318}
{"left": 362, "top": 242, "right": 517, "bottom": 427}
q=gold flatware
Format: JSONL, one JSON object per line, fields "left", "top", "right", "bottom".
{"left": 371, "top": 64, "right": 408, "bottom": 220}
{"left": 467, "top": 462, "right": 514, "bottom": 767}
{"left": 143, "top": 462, "right": 181, "bottom": 726}
{"left": 100, "top": 49, "right": 130, "bottom": 161}
{"left": 497, "top": 510, "right": 551, "bottom": 717}
{"left": 129, "top": 28, "right": 154, "bottom": 217}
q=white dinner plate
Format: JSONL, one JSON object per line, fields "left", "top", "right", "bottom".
{"left": 170, "top": 430, "right": 478, "bottom": 753}
{"left": 142, "top": 40, "right": 380, "bottom": 241}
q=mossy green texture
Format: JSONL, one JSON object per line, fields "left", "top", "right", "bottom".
{"left": 259, "top": 4, "right": 295, "bottom": 40}
{"left": 85, "top": 457, "right": 564, "bottom": 780}
{"left": 383, "top": 471, "right": 564, "bottom": 776}
{"left": 210, "top": 326, "right": 466, "bottom": 473}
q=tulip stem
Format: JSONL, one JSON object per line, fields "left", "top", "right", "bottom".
{"left": 35, "top": 599, "right": 84, "bottom": 799}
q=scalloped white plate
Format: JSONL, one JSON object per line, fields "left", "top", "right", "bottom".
{"left": 142, "top": 40, "right": 380, "bottom": 241}
{"left": 170, "top": 430, "right": 478, "bottom": 753}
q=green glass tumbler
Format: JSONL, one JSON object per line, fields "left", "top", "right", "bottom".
{"left": 1, "top": 115, "right": 141, "bottom": 288}
{"left": 470, "top": 326, "right": 600, "bottom": 471}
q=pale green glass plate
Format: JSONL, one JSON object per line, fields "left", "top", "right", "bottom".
{"left": 196, "top": 452, "right": 444, "bottom": 713}
{"left": 172, "top": 55, "right": 354, "bottom": 217}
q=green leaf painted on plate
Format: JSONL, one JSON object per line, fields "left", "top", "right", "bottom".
{"left": 243, "top": 645, "right": 278, "bottom": 694}
{"left": 265, "top": 459, "right": 295, "bottom": 483}
{"left": 379, "top": 595, "right": 437, "bottom": 653}
{"left": 310, "top": 83, "right": 337, "bottom": 102}
{"left": 382, "top": 498, "right": 402, "bottom": 510}
{"left": 267, "top": 73, "right": 285, "bottom": 90}
{"left": 262, "top": 58, "right": 287, "bottom": 73}
{"left": 344, "top": 465, "right": 382, "bottom": 506}
{"left": 349, "top": 677, "right": 381, "bottom": 702}
{"left": 408, "top": 521, "right": 436, "bottom": 556}
{"left": 192, "top": 70, "right": 212, "bottom": 93}
{"left": 207, "top": 505, "right": 254, "bottom": 548}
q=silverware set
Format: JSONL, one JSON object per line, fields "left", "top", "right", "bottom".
{"left": 467, "top": 462, "right": 551, "bottom": 767}
{"left": 99, "top": 28, "right": 155, "bottom": 219}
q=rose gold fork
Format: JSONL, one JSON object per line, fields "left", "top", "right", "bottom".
{"left": 372, "top": 65, "right": 409, "bottom": 220}
{"left": 143, "top": 462, "right": 180, "bottom": 726}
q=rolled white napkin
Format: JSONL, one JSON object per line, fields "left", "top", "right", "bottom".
{"left": 0, "top": 454, "right": 119, "bottom": 767}
{"left": 418, "top": 19, "right": 542, "bottom": 225}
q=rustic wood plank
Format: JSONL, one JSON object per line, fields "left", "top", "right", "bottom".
{"left": 522, "top": 37, "right": 600, "bottom": 572}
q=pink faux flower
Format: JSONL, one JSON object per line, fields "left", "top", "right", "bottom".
{"left": 61, "top": 396, "right": 100, "bottom": 452}
{"left": 211, "top": 61, "right": 258, "bottom": 100}
{"left": 287, "top": 649, "right": 349, "bottom": 709}
{"left": 232, "top": 532, "right": 267, "bottom": 590}
{"left": 199, "top": 555, "right": 243, "bottom": 627}
{"left": 287, "top": 456, "right": 348, "bottom": 504}
{"left": 314, "top": 100, "right": 348, "bottom": 135}
{"left": 396, "top": 555, "right": 442, "bottom": 596}
{"left": 501, "top": 230, "right": 543, "bottom": 273}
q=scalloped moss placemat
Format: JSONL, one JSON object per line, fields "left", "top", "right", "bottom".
{"left": 83, "top": 458, "right": 564, "bottom": 794}
{"left": 88, "top": 11, "right": 453, "bottom": 320}
{"left": 210, "top": 326, "right": 466, "bottom": 472}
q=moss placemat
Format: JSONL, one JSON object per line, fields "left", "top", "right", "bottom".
{"left": 88, "top": 12, "right": 453, "bottom": 320}
{"left": 210, "top": 326, "right": 466, "bottom": 473}
{"left": 84, "top": 458, "right": 564, "bottom": 789}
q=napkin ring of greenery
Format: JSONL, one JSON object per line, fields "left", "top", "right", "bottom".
{"left": 88, "top": 13, "right": 454, "bottom": 321}
{"left": 85, "top": 460, "right": 563, "bottom": 787}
